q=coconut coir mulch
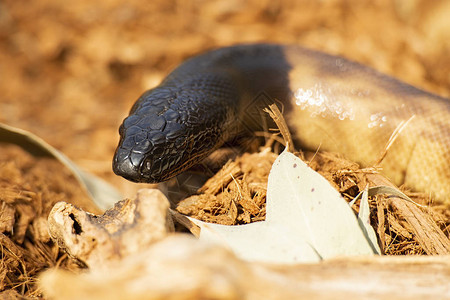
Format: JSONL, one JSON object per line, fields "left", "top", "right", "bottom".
{"left": 1, "top": 137, "right": 450, "bottom": 298}
{"left": 0, "top": 144, "right": 100, "bottom": 298}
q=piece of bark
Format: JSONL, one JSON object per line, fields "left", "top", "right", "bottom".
{"left": 375, "top": 197, "right": 386, "bottom": 254}
{"left": 40, "top": 234, "right": 450, "bottom": 300}
{"left": 47, "top": 189, "right": 174, "bottom": 269}
{"left": 366, "top": 173, "right": 450, "bottom": 255}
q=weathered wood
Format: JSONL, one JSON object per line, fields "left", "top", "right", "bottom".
{"left": 40, "top": 235, "right": 450, "bottom": 300}
{"left": 47, "top": 189, "right": 174, "bottom": 268}
{"left": 366, "top": 173, "right": 450, "bottom": 255}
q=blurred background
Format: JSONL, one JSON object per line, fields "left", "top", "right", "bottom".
{"left": 0, "top": 0, "right": 449, "bottom": 196}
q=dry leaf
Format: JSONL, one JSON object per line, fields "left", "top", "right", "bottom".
{"left": 185, "top": 150, "right": 376, "bottom": 264}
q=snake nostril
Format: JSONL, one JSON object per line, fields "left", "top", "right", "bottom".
{"left": 129, "top": 151, "right": 144, "bottom": 167}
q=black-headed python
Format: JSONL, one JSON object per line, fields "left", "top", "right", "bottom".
{"left": 112, "top": 44, "right": 450, "bottom": 203}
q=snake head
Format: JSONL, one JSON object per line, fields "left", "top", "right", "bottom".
{"left": 113, "top": 89, "right": 189, "bottom": 182}
{"left": 113, "top": 86, "right": 233, "bottom": 183}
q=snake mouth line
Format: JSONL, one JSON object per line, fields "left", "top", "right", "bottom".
{"left": 129, "top": 147, "right": 216, "bottom": 183}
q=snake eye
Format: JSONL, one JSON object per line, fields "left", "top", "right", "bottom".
{"left": 141, "top": 157, "right": 152, "bottom": 173}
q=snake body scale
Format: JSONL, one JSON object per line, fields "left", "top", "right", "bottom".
{"left": 113, "top": 44, "right": 450, "bottom": 202}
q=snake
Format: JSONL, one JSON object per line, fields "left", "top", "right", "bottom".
{"left": 113, "top": 44, "right": 450, "bottom": 202}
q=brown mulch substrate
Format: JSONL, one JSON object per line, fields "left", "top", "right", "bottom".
{"left": 0, "top": 144, "right": 99, "bottom": 298}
